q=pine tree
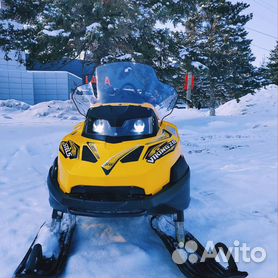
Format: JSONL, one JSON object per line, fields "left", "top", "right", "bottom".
{"left": 1, "top": 0, "right": 261, "bottom": 107}
{"left": 267, "top": 41, "right": 278, "bottom": 85}
{"left": 180, "top": 0, "right": 260, "bottom": 115}
{"left": 0, "top": 0, "right": 196, "bottom": 86}
{"left": 1, "top": 0, "right": 141, "bottom": 65}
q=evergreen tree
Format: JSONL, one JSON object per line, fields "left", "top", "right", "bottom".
{"left": 1, "top": 0, "right": 141, "bottom": 65}
{"left": 0, "top": 0, "right": 262, "bottom": 108}
{"left": 180, "top": 0, "right": 260, "bottom": 114}
{"left": 267, "top": 41, "right": 278, "bottom": 85}
{"left": 0, "top": 0, "right": 196, "bottom": 86}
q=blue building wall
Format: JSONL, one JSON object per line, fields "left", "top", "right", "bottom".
{"left": 0, "top": 51, "right": 34, "bottom": 104}
{"left": 0, "top": 51, "right": 82, "bottom": 104}
{"left": 31, "top": 71, "right": 82, "bottom": 103}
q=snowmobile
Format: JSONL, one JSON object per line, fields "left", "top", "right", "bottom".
{"left": 15, "top": 62, "right": 248, "bottom": 278}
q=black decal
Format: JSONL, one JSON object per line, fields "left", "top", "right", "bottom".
{"left": 82, "top": 146, "right": 97, "bottom": 163}
{"left": 121, "top": 146, "right": 144, "bottom": 163}
{"left": 145, "top": 140, "right": 177, "bottom": 164}
{"left": 59, "top": 141, "right": 79, "bottom": 159}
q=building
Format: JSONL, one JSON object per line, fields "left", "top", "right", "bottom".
{"left": 0, "top": 51, "right": 35, "bottom": 104}
{"left": 0, "top": 51, "right": 82, "bottom": 104}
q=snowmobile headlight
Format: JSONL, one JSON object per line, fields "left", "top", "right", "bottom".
{"left": 133, "top": 119, "right": 145, "bottom": 133}
{"left": 89, "top": 116, "right": 155, "bottom": 139}
{"left": 93, "top": 119, "right": 105, "bottom": 133}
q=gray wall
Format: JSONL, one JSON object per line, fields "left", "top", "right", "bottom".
{"left": 0, "top": 50, "right": 82, "bottom": 104}
{"left": 0, "top": 51, "right": 34, "bottom": 104}
{"left": 30, "top": 71, "right": 82, "bottom": 103}
{"left": 0, "top": 70, "right": 34, "bottom": 104}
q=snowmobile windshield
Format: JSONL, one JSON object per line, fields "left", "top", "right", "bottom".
{"left": 72, "top": 62, "right": 177, "bottom": 117}
{"left": 95, "top": 62, "right": 177, "bottom": 117}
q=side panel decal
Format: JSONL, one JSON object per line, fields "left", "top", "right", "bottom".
{"left": 145, "top": 140, "right": 177, "bottom": 164}
{"left": 87, "top": 142, "right": 100, "bottom": 160}
{"left": 59, "top": 141, "right": 80, "bottom": 159}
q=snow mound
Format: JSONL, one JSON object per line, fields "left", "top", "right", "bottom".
{"left": 216, "top": 85, "right": 278, "bottom": 116}
{"left": 170, "top": 107, "right": 208, "bottom": 121}
{"left": 0, "top": 99, "right": 30, "bottom": 111}
{"left": 23, "top": 100, "right": 82, "bottom": 120}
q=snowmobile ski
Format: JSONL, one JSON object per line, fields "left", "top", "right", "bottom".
{"left": 14, "top": 211, "right": 76, "bottom": 278}
{"left": 151, "top": 215, "right": 248, "bottom": 278}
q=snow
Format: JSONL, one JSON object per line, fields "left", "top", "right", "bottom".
{"left": 86, "top": 23, "right": 101, "bottom": 32}
{"left": 22, "top": 100, "right": 83, "bottom": 120}
{"left": 116, "top": 54, "right": 133, "bottom": 61}
{"left": 216, "top": 85, "right": 277, "bottom": 116}
{"left": 35, "top": 224, "right": 61, "bottom": 258}
{"left": 0, "top": 99, "right": 30, "bottom": 111}
{"left": 179, "top": 48, "right": 189, "bottom": 59}
{"left": 191, "top": 61, "right": 208, "bottom": 69}
{"left": 42, "top": 29, "right": 70, "bottom": 37}
{"left": 0, "top": 86, "right": 277, "bottom": 277}
{"left": 0, "top": 99, "right": 83, "bottom": 121}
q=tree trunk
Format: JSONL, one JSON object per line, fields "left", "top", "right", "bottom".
{"left": 209, "top": 106, "right": 215, "bottom": 116}
{"left": 209, "top": 77, "right": 216, "bottom": 116}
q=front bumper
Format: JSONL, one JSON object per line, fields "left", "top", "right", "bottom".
{"left": 48, "top": 156, "right": 190, "bottom": 217}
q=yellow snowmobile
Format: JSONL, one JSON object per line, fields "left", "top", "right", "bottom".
{"left": 15, "top": 62, "right": 248, "bottom": 278}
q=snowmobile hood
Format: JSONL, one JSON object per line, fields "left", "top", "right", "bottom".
{"left": 57, "top": 118, "right": 182, "bottom": 195}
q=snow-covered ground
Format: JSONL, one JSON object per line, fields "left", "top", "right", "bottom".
{"left": 0, "top": 86, "right": 277, "bottom": 278}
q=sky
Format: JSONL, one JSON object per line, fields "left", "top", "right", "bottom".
{"left": 232, "top": 0, "right": 278, "bottom": 66}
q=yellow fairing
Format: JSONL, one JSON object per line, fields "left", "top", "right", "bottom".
{"left": 58, "top": 118, "right": 181, "bottom": 196}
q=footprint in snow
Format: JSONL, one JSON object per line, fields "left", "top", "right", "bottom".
{"left": 3, "top": 115, "right": 13, "bottom": 119}
{"left": 188, "top": 149, "right": 210, "bottom": 154}
{"left": 222, "top": 145, "right": 249, "bottom": 150}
